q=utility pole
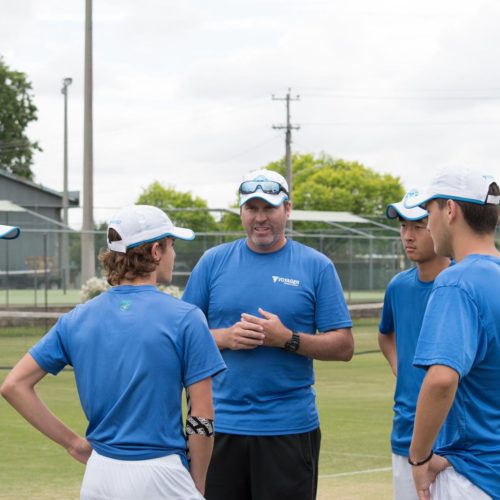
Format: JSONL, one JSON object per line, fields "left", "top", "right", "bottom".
{"left": 272, "top": 88, "right": 300, "bottom": 232}
{"left": 82, "top": 0, "right": 95, "bottom": 284}
{"left": 61, "top": 77, "right": 72, "bottom": 292}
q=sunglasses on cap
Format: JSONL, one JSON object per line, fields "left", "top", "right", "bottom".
{"left": 239, "top": 180, "right": 289, "bottom": 196}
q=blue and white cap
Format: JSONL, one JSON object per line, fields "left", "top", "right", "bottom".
{"left": 107, "top": 205, "right": 194, "bottom": 253}
{"left": 386, "top": 190, "right": 428, "bottom": 221}
{"left": 0, "top": 224, "right": 21, "bottom": 240}
{"left": 239, "top": 169, "right": 289, "bottom": 207}
{"left": 404, "top": 166, "right": 500, "bottom": 208}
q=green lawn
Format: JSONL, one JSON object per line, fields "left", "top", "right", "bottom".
{"left": 0, "top": 319, "right": 394, "bottom": 499}
{"left": 0, "top": 289, "right": 384, "bottom": 308}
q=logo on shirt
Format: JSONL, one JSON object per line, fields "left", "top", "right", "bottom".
{"left": 272, "top": 275, "right": 300, "bottom": 287}
{"left": 119, "top": 300, "right": 132, "bottom": 312}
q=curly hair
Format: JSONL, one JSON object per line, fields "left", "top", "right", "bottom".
{"left": 98, "top": 228, "right": 167, "bottom": 285}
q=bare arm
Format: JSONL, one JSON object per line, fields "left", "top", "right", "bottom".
{"left": 0, "top": 353, "right": 92, "bottom": 464}
{"left": 186, "top": 377, "right": 215, "bottom": 496}
{"left": 410, "top": 365, "right": 458, "bottom": 499}
{"left": 242, "top": 308, "right": 354, "bottom": 361}
{"left": 378, "top": 332, "right": 397, "bottom": 376}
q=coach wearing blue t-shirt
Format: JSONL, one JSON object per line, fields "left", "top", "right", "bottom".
{"left": 405, "top": 166, "right": 500, "bottom": 500}
{"left": 183, "top": 169, "right": 354, "bottom": 500}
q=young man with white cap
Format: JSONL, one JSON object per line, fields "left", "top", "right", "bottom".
{"left": 404, "top": 167, "right": 500, "bottom": 500}
{"left": 183, "top": 169, "right": 354, "bottom": 500}
{"left": 1, "top": 205, "right": 226, "bottom": 499}
{"left": 379, "top": 193, "right": 450, "bottom": 500}
{"left": 0, "top": 224, "right": 20, "bottom": 239}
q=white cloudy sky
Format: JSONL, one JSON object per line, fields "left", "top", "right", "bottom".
{"left": 2, "top": 0, "right": 500, "bottom": 228}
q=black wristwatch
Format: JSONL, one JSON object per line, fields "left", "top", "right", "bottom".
{"left": 283, "top": 332, "right": 300, "bottom": 352}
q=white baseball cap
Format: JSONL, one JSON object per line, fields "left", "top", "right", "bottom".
{"left": 107, "top": 205, "right": 195, "bottom": 253}
{"left": 0, "top": 224, "right": 21, "bottom": 240}
{"left": 239, "top": 169, "right": 289, "bottom": 207}
{"left": 386, "top": 191, "right": 428, "bottom": 221}
{"left": 404, "top": 166, "right": 500, "bottom": 208}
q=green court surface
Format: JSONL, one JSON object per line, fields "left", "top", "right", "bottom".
{"left": 0, "top": 319, "right": 394, "bottom": 500}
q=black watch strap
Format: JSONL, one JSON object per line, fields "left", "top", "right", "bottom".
{"left": 283, "top": 332, "right": 300, "bottom": 352}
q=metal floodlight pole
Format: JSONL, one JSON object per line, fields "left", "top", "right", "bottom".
{"left": 61, "top": 77, "right": 72, "bottom": 293}
{"left": 82, "top": 0, "right": 95, "bottom": 284}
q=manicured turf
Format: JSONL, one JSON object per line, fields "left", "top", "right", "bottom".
{"left": 0, "top": 319, "right": 394, "bottom": 499}
{"left": 0, "top": 288, "right": 384, "bottom": 308}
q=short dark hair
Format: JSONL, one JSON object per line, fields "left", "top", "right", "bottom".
{"left": 98, "top": 228, "right": 167, "bottom": 285}
{"left": 435, "top": 182, "right": 499, "bottom": 234}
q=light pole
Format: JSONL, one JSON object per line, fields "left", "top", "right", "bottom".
{"left": 61, "top": 77, "right": 72, "bottom": 293}
{"left": 82, "top": 0, "right": 95, "bottom": 284}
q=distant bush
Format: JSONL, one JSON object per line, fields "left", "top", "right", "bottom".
{"left": 80, "top": 277, "right": 182, "bottom": 302}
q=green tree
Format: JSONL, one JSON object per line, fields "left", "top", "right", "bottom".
{"left": 221, "top": 153, "right": 405, "bottom": 232}
{"left": 136, "top": 181, "right": 219, "bottom": 232}
{"left": 265, "top": 153, "right": 404, "bottom": 215}
{"left": 0, "top": 57, "right": 41, "bottom": 180}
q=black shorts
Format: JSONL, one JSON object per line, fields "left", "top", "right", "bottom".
{"left": 205, "top": 428, "right": 321, "bottom": 500}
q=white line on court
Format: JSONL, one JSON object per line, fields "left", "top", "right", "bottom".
{"left": 321, "top": 450, "right": 389, "bottom": 459}
{"left": 320, "top": 467, "right": 391, "bottom": 478}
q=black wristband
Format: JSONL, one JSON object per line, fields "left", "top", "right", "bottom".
{"left": 283, "top": 332, "right": 300, "bottom": 352}
{"left": 408, "top": 450, "right": 433, "bottom": 466}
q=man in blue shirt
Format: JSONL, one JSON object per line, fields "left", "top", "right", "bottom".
{"left": 379, "top": 194, "right": 450, "bottom": 499}
{"left": 183, "top": 169, "right": 354, "bottom": 500}
{"left": 1, "top": 205, "right": 226, "bottom": 499}
{"left": 405, "top": 167, "right": 500, "bottom": 500}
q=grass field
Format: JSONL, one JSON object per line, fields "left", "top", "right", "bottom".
{"left": 0, "top": 319, "right": 395, "bottom": 500}
{"left": 0, "top": 289, "right": 384, "bottom": 307}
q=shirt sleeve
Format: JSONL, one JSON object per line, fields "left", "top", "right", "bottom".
{"left": 315, "top": 262, "right": 352, "bottom": 332}
{"left": 180, "top": 307, "right": 226, "bottom": 388}
{"left": 379, "top": 284, "right": 394, "bottom": 334}
{"left": 413, "top": 285, "right": 482, "bottom": 378}
{"left": 182, "top": 254, "right": 210, "bottom": 315}
{"left": 29, "top": 315, "right": 71, "bottom": 375}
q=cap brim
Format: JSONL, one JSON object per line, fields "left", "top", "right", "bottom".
{"left": 386, "top": 202, "right": 428, "bottom": 221}
{"left": 239, "top": 192, "right": 288, "bottom": 207}
{"left": 169, "top": 227, "right": 195, "bottom": 241}
{"left": 0, "top": 225, "right": 21, "bottom": 240}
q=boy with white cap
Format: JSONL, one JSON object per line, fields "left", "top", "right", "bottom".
{"left": 404, "top": 167, "right": 500, "bottom": 499}
{"left": 1, "top": 205, "right": 226, "bottom": 499}
{"left": 183, "top": 169, "right": 353, "bottom": 500}
{"left": 379, "top": 193, "right": 450, "bottom": 500}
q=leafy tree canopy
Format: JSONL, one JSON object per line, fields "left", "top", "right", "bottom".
{"left": 265, "top": 153, "right": 404, "bottom": 216}
{"left": 0, "top": 57, "right": 40, "bottom": 180}
{"left": 136, "top": 181, "right": 219, "bottom": 232}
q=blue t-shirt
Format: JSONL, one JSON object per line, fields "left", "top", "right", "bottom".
{"left": 30, "top": 285, "right": 226, "bottom": 465}
{"left": 183, "top": 238, "right": 352, "bottom": 435}
{"left": 379, "top": 267, "right": 434, "bottom": 456}
{"left": 414, "top": 254, "right": 500, "bottom": 499}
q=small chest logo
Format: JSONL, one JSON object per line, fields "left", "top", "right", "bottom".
{"left": 119, "top": 300, "right": 132, "bottom": 312}
{"left": 272, "top": 275, "right": 300, "bottom": 287}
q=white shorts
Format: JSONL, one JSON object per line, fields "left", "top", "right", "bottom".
{"left": 392, "top": 453, "right": 419, "bottom": 500}
{"left": 80, "top": 451, "right": 204, "bottom": 500}
{"left": 430, "top": 467, "right": 492, "bottom": 500}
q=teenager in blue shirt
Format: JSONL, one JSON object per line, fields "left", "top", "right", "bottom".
{"left": 183, "top": 169, "right": 354, "bottom": 500}
{"left": 1, "top": 205, "right": 226, "bottom": 499}
{"left": 405, "top": 167, "right": 500, "bottom": 500}
{"left": 379, "top": 195, "right": 450, "bottom": 499}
